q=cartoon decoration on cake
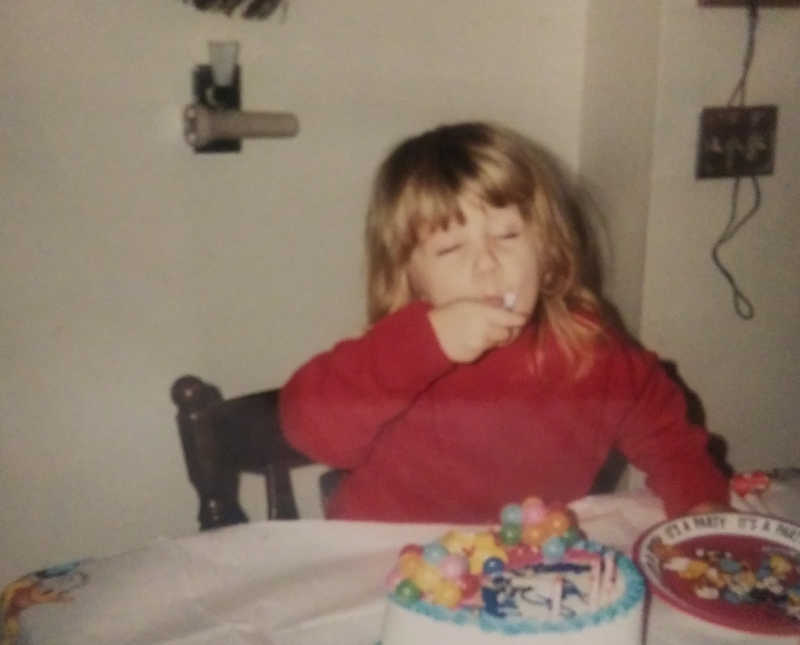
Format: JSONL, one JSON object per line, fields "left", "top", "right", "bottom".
{"left": 385, "top": 497, "right": 623, "bottom": 621}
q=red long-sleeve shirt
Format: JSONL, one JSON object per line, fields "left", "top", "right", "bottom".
{"left": 280, "top": 302, "right": 728, "bottom": 522}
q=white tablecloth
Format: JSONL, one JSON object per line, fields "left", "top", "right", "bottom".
{"left": 5, "top": 482, "right": 799, "bottom": 645}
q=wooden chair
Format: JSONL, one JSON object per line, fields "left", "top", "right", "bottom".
{"left": 171, "top": 375, "right": 342, "bottom": 529}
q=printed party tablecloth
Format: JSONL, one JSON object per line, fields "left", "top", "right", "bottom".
{"left": 3, "top": 473, "right": 798, "bottom": 645}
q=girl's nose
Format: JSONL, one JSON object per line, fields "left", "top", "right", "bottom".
{"left": 474, "top": 237, "right": 500, "bottom": 274}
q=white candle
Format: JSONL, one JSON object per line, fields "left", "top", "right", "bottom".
{"left": 589, "top": 558, "right": 601, "bottom": 609}
{"left": 601, "top": 551, "right": 616, "bottom": 600}
{"left": 550, "top": 576, "right": 563, "bottom": 618}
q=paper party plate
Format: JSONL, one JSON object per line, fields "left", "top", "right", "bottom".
{"left": 632, "top": 512, "right": 800, "bottom": 636}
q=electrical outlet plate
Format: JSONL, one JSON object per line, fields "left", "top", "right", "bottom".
{"left": 696, "top": 105, "right": 777, "bottom": 179}
{"left": 699, "top": 1, "right": 800, "bottom": 6}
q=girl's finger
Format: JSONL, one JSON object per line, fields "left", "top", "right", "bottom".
{"left": 501, "top": 326, "right": 521, "bottom": 346}
{"left": 490, "top": 323, "right": 517, "bottom": 347}
{"left": 485, "top": 325, "right": 509, "bottom": 348}
{"left": 507, "top": 327, "right": 518, "bottom": 344}
{"left": 485, "top": 307, "right": 527, "bottom": 327}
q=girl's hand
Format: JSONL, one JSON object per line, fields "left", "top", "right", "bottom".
{"left": 686, "top": 501, "right": 733, "bottom": 515}
{"left": 428, "top": 300, "right": 528, "bottom": 363}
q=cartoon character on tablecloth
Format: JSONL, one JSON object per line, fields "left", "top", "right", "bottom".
{"left": 1, "top": 562, "right": 88, "bottom": 645}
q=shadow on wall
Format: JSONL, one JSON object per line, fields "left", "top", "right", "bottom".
{"left": 661, "top": 359, "right": 734, "bottom": 479}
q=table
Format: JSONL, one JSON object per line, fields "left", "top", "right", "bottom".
{"left": 3, "top": 480, "right": 798, "bottom": 645}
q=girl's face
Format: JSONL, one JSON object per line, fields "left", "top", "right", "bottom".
{"left": 405, "top": 194, "right": 540, "bottom": 316}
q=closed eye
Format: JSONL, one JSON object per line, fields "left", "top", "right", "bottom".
{"left": 497, "top": 231, "right": 520, "bottom": 240}
{"left": 435, "top": 244, "right": 462, "bottom": 256}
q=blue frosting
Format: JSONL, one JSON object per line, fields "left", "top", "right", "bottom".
{"left": 390, "top": 539, "right": 645, "bottom": 636}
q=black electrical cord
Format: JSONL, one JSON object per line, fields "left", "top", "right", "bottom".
{"left": 726, "top": 0, "right": 758, "bottom": 107}
{"left": 713, "top": 0, "right": 761, "bottom": 320}
{"left": 712, "top": 175, "right": 760, "bottom": 319}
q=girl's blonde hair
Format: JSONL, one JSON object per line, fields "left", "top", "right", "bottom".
{"left": 365, "top": 122, "right": 606, "bottom": 371}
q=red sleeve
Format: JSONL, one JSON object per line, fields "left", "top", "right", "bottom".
{"left": 279, "top": 301, "right": 454, "bottom": 468}
{"left": 609, "top": 341, "right": 729, "bottom": 517}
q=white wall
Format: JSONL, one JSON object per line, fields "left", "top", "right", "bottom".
{"left": 0, "top": 0, "right": 589, "bottom": 582}
{"left": 580, "top": 1, "right": 661, "bottom": 333}
{"left": 640, "top": 2, "right": 800, "bottom": 471}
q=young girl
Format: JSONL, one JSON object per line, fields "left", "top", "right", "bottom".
{"left": 279, "top": 122, "right": 729, "bottom": 523}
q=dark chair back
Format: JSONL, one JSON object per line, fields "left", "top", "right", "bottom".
{"left": 171, "top": 375, "right": 340, "bottom": 529}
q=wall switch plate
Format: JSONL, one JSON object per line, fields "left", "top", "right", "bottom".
{"left": 696, "top": 105, "right": 777, "bottom": 179}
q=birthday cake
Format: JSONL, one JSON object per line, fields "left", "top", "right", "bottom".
{"left": 379, "top": 497, "right": 645, "bottom": 645}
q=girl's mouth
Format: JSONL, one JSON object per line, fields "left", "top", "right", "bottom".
{"left": 484, "top": 292, "right": 517, "bottom": 310}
